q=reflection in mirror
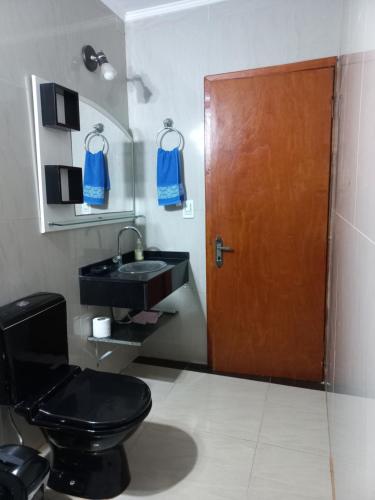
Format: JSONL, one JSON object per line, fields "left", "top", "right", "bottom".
{"left": 71, "top": 97, "right": 134, "bottom": 217}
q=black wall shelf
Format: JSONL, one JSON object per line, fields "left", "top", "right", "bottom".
{"left": 45, "top": 165, "right": 83, "bottom": 204}
{"left": 40, "top": 82, "right": 80, "bottom": 131}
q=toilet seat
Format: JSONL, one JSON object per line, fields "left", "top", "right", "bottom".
{"left": 32, "top": 369, "right": 152, "bottom": 433}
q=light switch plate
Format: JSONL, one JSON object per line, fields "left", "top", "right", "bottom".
{"left": 183, "top": 199, "right": 194, "bottom": 218}
{"left": 81, "top": 202, "right": 91, "bottom": 215}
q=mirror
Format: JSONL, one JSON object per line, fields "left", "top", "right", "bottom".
{"left": 71, "top": 97, "right": 134, "bottom": 217}
{"left": 31, "top": 74, "right": 136, "bottom": 233}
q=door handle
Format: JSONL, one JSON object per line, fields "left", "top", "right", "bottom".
{"left": 215, "top": 235, "right": 234, "bottom": 268}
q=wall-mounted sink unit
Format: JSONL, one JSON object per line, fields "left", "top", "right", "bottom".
{"left": 79, "top": 250, "right": 189, "bottom": 310}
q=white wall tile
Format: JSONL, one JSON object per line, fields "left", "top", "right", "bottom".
{"left": 125, "top": 0, "right": 342, "bottom": 363}
{"left": 340, "top": 0, "right": 369, "bottom": 55}
{"left": 327, "top": 2, "right": 375, "bottom": 499}
{"left": 355, "top": 53, "right": 375, "bottom": 238}
{"left": 0, "top": 0, "right": 138, "bottom": 448}
{"left": 335, "top": 54, "right": 364, "bottom": 223}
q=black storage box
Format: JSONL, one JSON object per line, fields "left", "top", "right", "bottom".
{"left": 40, "top": 82, "right": 80, "bottom": 131}
{"left": 45, "top": 165, "right": 83, "bottom": 204}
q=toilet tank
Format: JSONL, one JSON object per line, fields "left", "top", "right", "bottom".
{"left": 0, "top": 293, "right": 69, "bottom": 408}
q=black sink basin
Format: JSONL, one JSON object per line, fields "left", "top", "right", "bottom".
{"left": 79, "top": 250, "right": 189, "bottom": 310}
{"left": 119, "top": 260, "right": 168, "bottom": 274}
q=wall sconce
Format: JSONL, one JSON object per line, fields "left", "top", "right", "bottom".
{"left": 82, "top": 45, "right": 117, "bottom": 81}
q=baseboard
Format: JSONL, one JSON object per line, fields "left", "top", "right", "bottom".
{"left": 133, "top": 356, "right": 324, "bottom": 391}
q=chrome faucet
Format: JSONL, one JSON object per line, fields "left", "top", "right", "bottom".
{"left": 113, "top": 226, "right": 143, "bottom": 264}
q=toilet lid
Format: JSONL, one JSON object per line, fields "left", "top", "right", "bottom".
{"left": 34, "top": 369, "right": 152, "bottom": 431}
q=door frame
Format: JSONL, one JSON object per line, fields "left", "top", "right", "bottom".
{"left": 204, "top": 56, "right": 337, "bottom": 373}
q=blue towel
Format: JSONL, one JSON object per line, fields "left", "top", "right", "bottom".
{"left": 157, "top": 147, "right": 185, "bottom": 206}
{"left": 83, "top": 150, "right": 110, "bottom": 205}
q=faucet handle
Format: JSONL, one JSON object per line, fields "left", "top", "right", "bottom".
{"left": 112, "top": 255, "right": 122, "bottom": 264}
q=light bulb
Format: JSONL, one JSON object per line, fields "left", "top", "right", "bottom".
{"left": 100, "top": 62, "right": 117, "bottom": 81}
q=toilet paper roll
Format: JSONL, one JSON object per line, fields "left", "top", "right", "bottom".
{"left": 92, "top": 316, "right": 111, "bottom": 338}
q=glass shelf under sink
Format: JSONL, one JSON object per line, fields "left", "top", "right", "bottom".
{"left": 88, "top": 310, "right": 177, "bottom": 347}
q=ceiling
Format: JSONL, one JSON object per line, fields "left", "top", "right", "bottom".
{"left": 101, "top": 0, "right": 188, "bottom": 18}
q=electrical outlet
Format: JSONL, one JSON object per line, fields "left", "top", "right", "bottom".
{"left": 183, "top": 199, "right": 194, "bottom": 218}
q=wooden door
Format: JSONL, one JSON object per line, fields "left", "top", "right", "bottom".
{"left": 205, "top": 58, "right": 335, "bottom": 381}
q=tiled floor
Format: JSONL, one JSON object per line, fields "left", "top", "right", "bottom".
{"left": 46, "top": 363, "right": 332, "bottom": 500}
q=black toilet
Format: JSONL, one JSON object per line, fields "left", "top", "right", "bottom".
{"left": 0, "top": 293, "right": 152, "bottom": 499}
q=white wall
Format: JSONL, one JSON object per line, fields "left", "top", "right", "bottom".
{"left": 125, "top": 0, "right": 342, "bottom": 364}
{"left": 0, "top": 0, "right": 138, "bottom": 448}
{"left": 327, "top": 1, "right": 375, "bottom": 499}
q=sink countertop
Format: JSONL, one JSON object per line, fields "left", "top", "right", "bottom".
{"left": 79, "top": 250, "right": 189, "bottom": 283}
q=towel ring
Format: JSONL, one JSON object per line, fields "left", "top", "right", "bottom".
{"left": 156, "top": 119, "right": 184, "bottom": 151}
{"left": 84, "top": 123, "right": 109, "bottom": 154}
{"left": 85, "top": 133, "right": 109, "bottom": 154}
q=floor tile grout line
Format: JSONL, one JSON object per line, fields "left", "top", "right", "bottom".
{"left": 246, "top": 440, "right": 331, "bottom": 497}
{"left": 154, "top": 365, "right": 200, "bottom": 403}
{"left": 254, "top": 382, "right": 330, "bottom": 460}
{"left": 149, "top": 409, "right": 263, "bottom": 445}
{"left": 159, "top": 368, "right": 192, "bottom": 400}
{"left": 262, "top": 403, "right": 329, "bottom": 417}
{"left": 257, "top": 439, "right": 330, "bottom": 458}
{"left": 188, "top": 425, "right": 258, "bottom": 446}
{"left": 246, "top": 381, "right": 271, "bottom": 491}
{"left": 162, "top": 371, "right": 181, "bottom": 400}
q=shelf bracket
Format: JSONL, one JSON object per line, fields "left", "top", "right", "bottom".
{"left": 95, "top": 342, "right": 113, "bottom": 368}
